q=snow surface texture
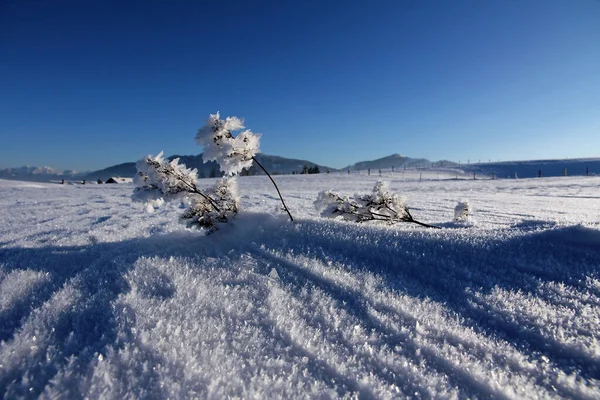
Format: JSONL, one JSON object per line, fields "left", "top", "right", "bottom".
{"left": 1, "top": 174, "right": 600, "bottom": 399}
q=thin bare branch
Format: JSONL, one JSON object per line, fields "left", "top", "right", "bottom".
{"left": 252, "top": 156, "right": 294, "bottom": 222}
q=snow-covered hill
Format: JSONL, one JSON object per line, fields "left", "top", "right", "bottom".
{"left": 346, "top": 155, "right": 600, "bottom": 179}
{"left": 1, "top": 174, "right": 599, "bottom": 398}
{"left": 5, "top": 155, "right": 600, "bottom": 183}
{"left": 460, "top": 158, "right": 600, "bottom": 179}
{"left": 345, "top": 153, "right": 431, "bottom": 171}
{"left": 0, "top": 166, "right": 85, "bottom": 183}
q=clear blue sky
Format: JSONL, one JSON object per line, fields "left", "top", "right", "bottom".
{"left": 1, "top": 0, "right": 599, "bottom": 172}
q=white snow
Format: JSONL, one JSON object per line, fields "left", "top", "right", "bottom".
{"left": 1, "top": 174, "right": 599, "bottom": 398}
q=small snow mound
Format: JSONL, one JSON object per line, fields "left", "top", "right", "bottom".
{"left": 454, "top": 200, "right": 470, "bottom": 222}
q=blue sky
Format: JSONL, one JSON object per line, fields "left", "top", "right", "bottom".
{"left": 1, "top": 0, "right": 599, "bottom": 171}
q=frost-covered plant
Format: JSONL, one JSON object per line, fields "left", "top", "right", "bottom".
{"left": 315, "top": 181, "right": 439, "bottom": 228}
{"left": 133, "top": 152, "right": 237, "bottom": 232}
{"left": 134, "top": 152, "right": 201, "bottom": 202}
{"left": 454, "top": 200, "right": 470, "bottom": 222}
{"left": 180, "top": 178, "right": 239, "bottom": 230}
{"left": 133, "top": 112, "right": 294, "bottom": 231}
{"left": 195, "top": 112, "right": 260, "bottom": 176}
{"left": 195, "top": 112, "right": 293, "bottom": 222}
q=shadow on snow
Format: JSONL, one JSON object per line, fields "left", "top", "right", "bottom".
{"left": 0, "top": 215, "right": 599, "bottom": 397}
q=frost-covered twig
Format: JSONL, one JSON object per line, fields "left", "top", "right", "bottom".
{"left": 134, "top": 112, "right": 293, "bottom": 232}
{"left": 196, "top": 112, "right": 294, "bottom": 222}
{"left": 195, "top": 113, "right": 258, "bottom": 176}
{"left": 315, "top": 181, "right": 439, "bottom": 228}
{"left": 180, "top": 178, "right": 239, "bottom": 230}
{"left": 133, "top": 152, "right": 238, "bottom": 232}
{"left": 134, "top": 152, "right": 221, "bottom": 211}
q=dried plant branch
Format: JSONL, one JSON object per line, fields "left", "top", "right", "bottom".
{"left": 315, "top": 181, "right": 439, "bottom": 229}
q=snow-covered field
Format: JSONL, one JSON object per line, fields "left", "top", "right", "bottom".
{"left": 1, "top": 173, "right": 599, "bottom": 399}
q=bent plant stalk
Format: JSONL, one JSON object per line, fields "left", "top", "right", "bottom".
{"left": 328, "top": 193, "right": 438, "bottom": 229}
{"left": 216, "top": 126, "right": 294, "bottom": 222}
{"left": 402, "top": 208, "right": 439, "bottom": 229}
{"left": 252, "top": 156, "right": 294, "bottom": 222}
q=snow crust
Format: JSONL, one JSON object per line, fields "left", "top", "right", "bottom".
{"left": 1, "top": 174, "right": 600, "bottom": 398}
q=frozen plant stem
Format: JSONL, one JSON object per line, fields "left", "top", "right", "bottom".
{"left": 212, "top": 122, "right": 293, "bottom": 222}
{"left": 156, "top": 161, "right": 221, "bottom": 212}
{"left": 251, "top": 156, "right": 294, "bottom": 222}
{"left": 404, "top": 208, "right": 440, "bottom": 229}
{"left": 197, "top": 112, "right": 295, "bottom": 223}
{"left": 324, "top": 190, "right": 438, "bottom": 228}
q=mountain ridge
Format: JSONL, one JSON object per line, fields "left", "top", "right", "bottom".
{"left": 344, "top": 153, "right": 431, "bottom": 171}
{"left": 83, "top": 153, "right": 337, "bottom": 181}
{"left": 3, "top": 154, "right": 600, "bottom": 183}
{"left": 0, "top": 166, "right": 86, "bottom": 182}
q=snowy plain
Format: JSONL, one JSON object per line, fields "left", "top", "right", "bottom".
{"left": 1, "top": 171, "right": 599, "bottom": 399}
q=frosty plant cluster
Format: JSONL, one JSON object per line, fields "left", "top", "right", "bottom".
{"left": 315, "top": 181, "right": 440, "bottom": 228}
{"left": 133, "top": 112, "right": 293, "bottom": 231}
{"left": 454, "top": 201, "right": 471, "bottom": 222}
{"left": 133, "top": 152, "right": 238, "bottom": 231}
{"left": 195, "top": 113, "right": 260, "bottom": 176}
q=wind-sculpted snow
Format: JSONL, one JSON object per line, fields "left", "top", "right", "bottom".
{"left": 0, "top": 175, "right": 599, "bottom": 398}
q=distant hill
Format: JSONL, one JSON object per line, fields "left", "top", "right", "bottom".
{"left": 4, "top": 155, "right": 599, "bottom": 183}
{"left": 345, "top": 154, "right": 431, "bottom": 171}
{"left": 345, "top": 155, "right": 600, "bottom": 179}
{"left": 0, "top": 166, "right": 85, "bottom": 183}
{"left": 83, "top": 153, "right": 336, "bottom": 181}
{"left": 245, "top": 154, "right": 336, "bottom": 175}
{"left": 460, "top": 158, "right": 600, "bottom": 179}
